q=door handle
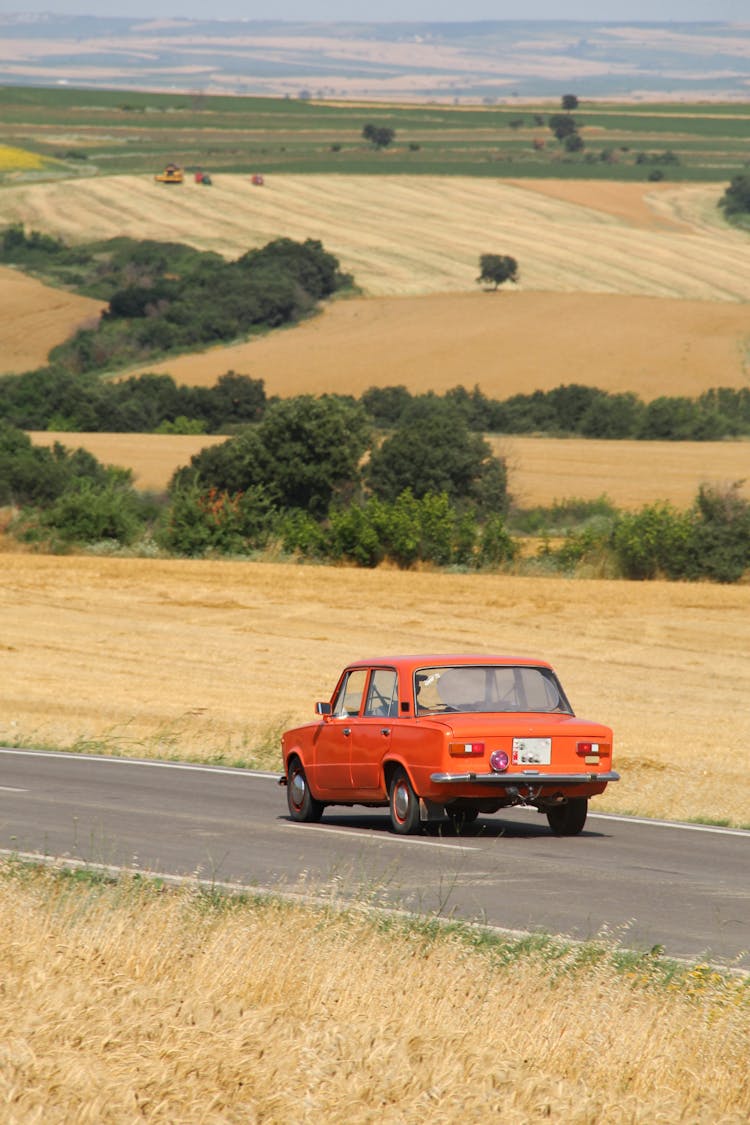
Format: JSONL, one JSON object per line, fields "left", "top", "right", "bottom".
{"left": 381, "top": 728, "right": 391, "bottom": 736}
{"left": 343, "top": 728, "right": 351, "bottom": 736}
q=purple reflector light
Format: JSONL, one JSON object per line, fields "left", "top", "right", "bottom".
{"left": 490, "top": 749, "right": 509, "bottom": 773}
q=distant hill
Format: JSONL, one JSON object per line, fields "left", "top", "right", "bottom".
{"left": 1, "top": 15, "right": 749, "bottom": 100}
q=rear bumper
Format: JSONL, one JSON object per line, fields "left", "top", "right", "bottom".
{"left": 430, "top": 770, "right": 620, "bottom": 786}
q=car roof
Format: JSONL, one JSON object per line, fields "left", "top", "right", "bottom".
{"left": 345, "top": 654, "right": 555, "bottom": 673}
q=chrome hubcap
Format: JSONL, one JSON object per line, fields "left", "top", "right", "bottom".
{"left": 290, "top": 770, "right": 306, "bottom": 807}
{"left": 394, "top": 781, "right": 410, "bottom": 821}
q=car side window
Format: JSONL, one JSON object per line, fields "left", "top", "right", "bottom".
{"left": 363, "top": 668, "right": 398, "bottom": 718}
{"left": 332, "top": 669, "right": 368, "bottom": 718}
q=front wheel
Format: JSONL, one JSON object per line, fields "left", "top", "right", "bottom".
{"left": 388, "top": 767, "right": 421, "bottom": 835}
{"left": 286, "top": 758, "right": 324, "bottom": 823}
{"left": 546, "top": 797, "right": 588, "bottom": 836}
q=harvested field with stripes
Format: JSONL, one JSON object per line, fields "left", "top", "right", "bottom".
{"left": 0, "top": 175, "right": 747, "bottom": 301}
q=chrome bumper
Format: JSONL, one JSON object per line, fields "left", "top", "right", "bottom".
{"left": 430, "top": 770, "right": 620, "bottom": 785}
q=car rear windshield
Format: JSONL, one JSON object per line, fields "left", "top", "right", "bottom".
{"left": 414, "top": 665, "right": 572, "bottom": 715}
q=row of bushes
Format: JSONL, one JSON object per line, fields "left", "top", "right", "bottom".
{"left": 363, "top": 383, "right": 750, "bottom": 441}
{"left": 10, "top": 475, "right": 749, "bottom": 585}
{"left": 3, "top": 365, "right": 750, "bottom": 443}
{"left": 3, "top": 425, "right": 748, "bottom": 582}
{"left": 0, "top": 370, "right": 267, "bottom": 433}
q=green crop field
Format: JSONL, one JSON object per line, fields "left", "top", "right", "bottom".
{"left": 0, "top": 85, "right": 747, "bottom": 182}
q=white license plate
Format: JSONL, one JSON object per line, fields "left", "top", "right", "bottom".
{"left": 512, "top": 737, "right": 552, "bottom": 765}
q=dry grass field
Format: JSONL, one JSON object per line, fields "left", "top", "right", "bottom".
{"left": 28, "top": 430, "right": 750, "bottom": 510}
{"left": 1, "top": 554, "right": 748, "bottom": 828}
{"left": 1, "top": 865, "right": 748, "bottom": 1124}
{"left": 2, "top": 175, "right": 747, "bottom": 397}
{"left": 0, "top": 265, "right": 103, "bottom": 375}
{"left": 0, "top": 175, "right": 747, "bottom": 302}
{"left": 138, "top": 290, "right": 750, "bottom": 401}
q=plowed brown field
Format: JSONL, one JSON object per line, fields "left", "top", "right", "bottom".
{"left": 28, "top": 430, "right": 750, "bottom": 509}
{"left": 1, "top": 554, "right": 748, "bottom": 826}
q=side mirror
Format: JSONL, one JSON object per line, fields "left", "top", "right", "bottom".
{"left": 315, "top": 701, "right": 332, "bottom": 716}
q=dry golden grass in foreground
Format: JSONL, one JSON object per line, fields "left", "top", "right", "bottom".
{"left": 28, "top": 430, "right": 750, "bottom": 510}
{"left": 1, "top": 865, "right": 748, "bottom": 1124}
{"left": 1, "top": 554, "right": 749, "bottom": 827}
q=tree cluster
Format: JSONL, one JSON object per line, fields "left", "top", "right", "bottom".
{"left": 0, "top": 369, "right": 267, "bottom": 433}
{"left": 362, "top": 123, "right": 396, "bottom": 149}
{"left": 719, "top": 174, "right": 750, "bottom": 224}
{"left": 1, "top": 228, "right": 352, "bottom": 375}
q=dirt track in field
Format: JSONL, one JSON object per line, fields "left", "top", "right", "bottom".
{"left": 1, "top": 553, "right": 748, "bottom": 827}
{"left": 28, "top": 430, "right": 750, "bottom": 510}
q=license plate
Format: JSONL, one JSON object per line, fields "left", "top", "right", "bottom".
{"left": 512, "top": 737, "right": 552, "bottom": 765}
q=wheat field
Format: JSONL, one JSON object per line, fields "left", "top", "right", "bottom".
{"left": 1, "top": 553, "right": 748, "bottom": 827}
{"left": 0, "top": 175, "right": 747, "bottom": 301}
{"left": 1, "top": 865, "right": 747, "bottom": 1124}
{"left": 0, "top": 265, "right": 103, "bottom": 374}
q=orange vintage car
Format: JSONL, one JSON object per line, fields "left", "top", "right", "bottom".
{"left": 281, "top": 654, "right": 618, "bottom": 835}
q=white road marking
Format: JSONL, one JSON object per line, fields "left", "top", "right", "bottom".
{"left": 587, "top": 812, "right": 750, "bottom": 838}
{"left": 0, "top": 785, "right": 27, "bottom": 793}
{"left": 281, "top": 822, "right": 479, "bottom": 850}
{"left": 0, "top": 747, "right": 277, "bottom": 779}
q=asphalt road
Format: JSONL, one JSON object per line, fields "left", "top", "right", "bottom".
{"left": 1, "top": 748, "right": 748, "bottom": 967}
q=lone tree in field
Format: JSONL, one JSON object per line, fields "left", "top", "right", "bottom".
{"left": 362, "top": 123, "right": 395, "bottom": 149}
{"left": 719, "top": 173, "right": 750, "bottom": 222}
{"left": 477, "top": 253, "right": 519, "bottom": 291}
{"left": 548, "top": 113, "right": 578, "bottom": 143}
{"left": 561, "top": 93, "right": 579, "bottom": 111}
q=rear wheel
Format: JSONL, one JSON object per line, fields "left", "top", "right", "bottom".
{"left": 546, "top": 797, "right": 588, "bottom": 836}
{"left": 286, "top": 758, "right": 323, "bottom": 823}
{"left": 389, "top": 768, "right": 421, "bottom": 835}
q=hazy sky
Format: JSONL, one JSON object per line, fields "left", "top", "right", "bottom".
{"left": 1, "top": 1, "right": 748, "bottom": 21}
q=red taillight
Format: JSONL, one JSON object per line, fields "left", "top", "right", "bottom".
{"left": 577, "top": 742, "right": 601, "bottom": 756}
{"left": 490, "top": 749, "right": 509, "bottom": 773}
{"left": 449, "top": 741, "right": 485, "bottom": 757}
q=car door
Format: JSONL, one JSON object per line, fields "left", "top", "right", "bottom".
{"left": 350, "top": 667, "right": 398, "bottom": 790}
{"left": 313, "top": 668, "right": 368, "bottom": 791}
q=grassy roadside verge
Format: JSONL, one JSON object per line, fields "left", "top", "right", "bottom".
{"left": 1, "top": 860, "right": 747, "bottom": 1123}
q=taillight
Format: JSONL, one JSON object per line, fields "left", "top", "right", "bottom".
{"left": 449, "top": 741, "right": 485, "bottom": 757}
{"left": 577, "top": 742, "right": 609, "bottom": 756}
{"left": 490, "top": 749, "right": 509, "bottom": 773}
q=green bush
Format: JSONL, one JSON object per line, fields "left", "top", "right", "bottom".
{"left": 612, "top": 503, "right": 692, "bottom": 580}
{"left": 159, "top": 484, "right": 275, "bottom": 557}
{"left": 31, "top": 478, "right": 144, "bottom": 546}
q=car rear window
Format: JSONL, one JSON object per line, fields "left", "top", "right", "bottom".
{"left": 414, "top": 665, "right": 572, "bottom": 715}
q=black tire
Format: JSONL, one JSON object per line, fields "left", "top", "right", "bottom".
{"left": 388, "top": 767, "right": 421, "bottom": 835}
{"left": 546, "top": 797, "right": 588, "bottom": 836}
{"left": 286, "top": 758, "right": 324, "bottom": 823}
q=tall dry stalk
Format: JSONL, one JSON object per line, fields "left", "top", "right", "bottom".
{"left": 1, "top": 864, "right": 747, "bottom": 1124}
